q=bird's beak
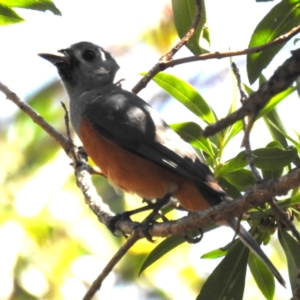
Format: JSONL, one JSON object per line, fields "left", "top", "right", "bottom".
{"left": 38, "top": 53, "right": 69, "bottom": 65}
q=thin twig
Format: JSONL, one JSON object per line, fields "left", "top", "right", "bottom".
{"left": 132, "top": 0, "right": 202, "bottom": 94}
{"left": 83, "top": 232, "right": 141, "bottom": 300}
{"left": 161, "top": 0, "right": 201, "bottom": 62}
{"left": 231, "top": 62, "right": 262, "bottom": 181}
{"left": 132, "top": 25, "right": 300, "bottom": 94}
{"left": 204, "top": 47, "right": 300, "bottom": 137}
{"left": 61, "top": 101, "right": 78, "bottom": 161}
{"left": 166, "top": 25, "right": 300, "bottom": 67}
{"left": 269, "top": 198, "right": 300, "bottom": 244}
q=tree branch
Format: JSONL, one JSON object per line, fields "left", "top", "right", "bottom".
{"left": 132, "top": 0, "right": 202, "bottom": 94}
{"left": 0, "top": 82, "right": 70, "bottom": 151}
{"left": 203, "top": 47, "right": 300, "bottom": 137}
{"left": 83, "top": 232, "right": 141, "bottom": 300}
{"left": 132, "top": 24, "right": 300, "bottom": 94}
{"left": 166, "top": 25, "right": 300, "bottom": 68}
{"left": 3, "top": 83, "right": 300, "bottom": 238}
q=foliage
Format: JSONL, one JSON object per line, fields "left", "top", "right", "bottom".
{"left": 0, "top": 0, "right": 60, "bottom": 25}
{"left": 1, "top": 0, "right": 300, "bottom": 300}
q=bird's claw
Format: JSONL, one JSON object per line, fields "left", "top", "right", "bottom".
{"left": 140, "top": 219, "right": 157, "bottom": 242}
{"left": 108, "top": 212, "right": 132, "bottom": 237}
{"left": 184, "top": 228, "right": 203, "bottom": 244}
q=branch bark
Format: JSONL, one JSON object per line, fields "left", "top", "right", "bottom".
{"left": 203, "top": 47, "right": 300, "bottom": 137}
{"left": 132, "top": 25, "right": 300, "bottom": 94}
{"left": 2, "top": 80, "right": 300, "bottom": 239}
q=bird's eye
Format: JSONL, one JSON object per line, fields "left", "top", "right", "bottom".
{"left": 82, "top": 50, "right": 96, "bottom": 62}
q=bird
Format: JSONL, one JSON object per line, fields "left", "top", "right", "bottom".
{"left": 39, "top": 41, "right": 285, "bottom": 286}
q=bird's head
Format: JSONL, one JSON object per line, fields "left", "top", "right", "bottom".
{"left": 39, "top": 41, "right": 120, "bottom": 97}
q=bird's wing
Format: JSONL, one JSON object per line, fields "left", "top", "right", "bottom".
{"left": 83, "top": 88, "right": 226, "bottom": 204}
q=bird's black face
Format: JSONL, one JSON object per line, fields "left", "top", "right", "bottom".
{"left": 39, "top": 42, "right": 120, "bottom": 94}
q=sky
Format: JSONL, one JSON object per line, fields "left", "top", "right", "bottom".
{"left": 0, "top": 0, "right": 299, "bottom": 299}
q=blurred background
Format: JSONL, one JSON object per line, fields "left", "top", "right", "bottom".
{"left": 0, "top": 0, "right": 298, "bottom": 299}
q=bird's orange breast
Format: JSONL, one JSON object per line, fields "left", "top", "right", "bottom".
{"left": 79, "top": 117, "right": 210, "bottom": 212}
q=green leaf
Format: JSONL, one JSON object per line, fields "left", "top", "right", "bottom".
{"left": 279, "top": 194, "right": 300, "bottom": 208}
{"left": 248, "top": 252, "right": 275, "bottom": 300}
{"left": 224, "top": 84, "right": 295, "bottom": 145}
{"left": 139, "top": 235, "right": 185, "bottom": 276}
{"left": 243, "top": 82, "right": 295, "bottom": 119}
{"left": 171, "top": 0, "right": 209, "bottom": 55}
{"left": 196, "top": 241, "right": 249, "bottom": 300}
{"left": 278, "top": 226, "right": 300, "bottom": 292}
{"left": 218, "top": 177, "right": 242, "bottom": 199}
{"left": 223, "top": 169, "right": 256, "bottom": 191}
{"left": 170, "top": 121, "right": 215, "bottom": 158}
{"left": 262, "top": 117, "right": 300, "bottom": 151}
{"left": 0, "top": 4, "right": 23, "bottom": 25}
{"left": 150, "top": 72, "right": 216, "bottom": 124}
{"left": 139, "top": 224, "right": 217, "bottom": 275}
{"left": 0, "top": 0, "right": 61, "bottom": 15}
{"left": 217, "top": 151, "right": 247, "bottom": 177}
{"left": 223, "top": 120, "right": 243, "bottom": 147}
{"left": 263, "top": 108, "right": 288, "bottom": 148}
{"left": 247, "top": 0, "right": 300, "bottom": 84}
{"left": 258, "top": 87, "right": 295, "bottom": 118}
{"left": 201, "top": 248, "right": 227, "bottom": 259}
{"left": 252, "top": 146, "right": 298, "bottom": 170}
{"left": 261, "top": 141, "right": 284, "bottom": 179}
{"left": 262, "top": 168, "right": 284, "bottom": 179}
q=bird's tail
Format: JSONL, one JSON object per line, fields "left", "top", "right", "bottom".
{"left": 227, "top": 218, "right": 285, "bottom": 286}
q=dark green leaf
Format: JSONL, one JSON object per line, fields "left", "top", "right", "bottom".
{"left": 171, "top": 0, "right": 209, "bottom": 55}
{"left": 262, "top": 168, "right": 283, "bottom": 179}
{"left": 261, "top": 141, "right": 284, "bottom": 178}
{"left": 1, "top": 0, "right": 61, "bottom": 15}
{"left": 139, "top": 224, "right": 217, "bottom": 275}
{"left": 196, "top": 241, "right": 249, "bottom": 300}
{"left": 139, "top": 235, "right": 185, "bottom": 276}
{"left": 248, "top": 252, "right": 275, "bottom": 300}
{"left": 223, "top": 169, "right": 256, "bottom": 191}
{"left": 217, "top": 177, "right": 242, "bottom": 199}
{"left": 278, "top": 226, "right": 300, "bottom": 292}
{"left": 252, "top": 146, "right": 298, "bottom": 170}
{"left": 265, "top": 140, "right": 283, "bottom": 148}
{"left": 0, "top": 4, "right": 23, "bottom": 25}
{"left": 263, "top": 116, "right": 300, "bottom": 150}
{"left": 247, "top": 0, "right": 300, "bottom": 84}
{"left": 150, "top": 72, "right": 216, "bottom": 124}
{"left": 263, "top": 108, "right": 288, "bottom": 148}
{"left": 217, "top": 151, "right": 247, "bottom": 177}
{"left": 170, "top": 122, "right": 215, "bottom": 158}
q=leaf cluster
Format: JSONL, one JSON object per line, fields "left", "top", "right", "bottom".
{"left": 138, "top": 1, "right": 300, "bottom": 299}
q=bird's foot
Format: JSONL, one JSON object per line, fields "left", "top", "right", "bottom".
{"left": 184, "top": 228, "right": 203, "bottom": 244}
